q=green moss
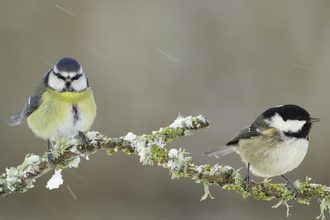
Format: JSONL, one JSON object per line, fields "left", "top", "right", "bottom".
{"left": 252, "top": 185, "right": 270, "bottom": 201}
{"left": 106, "top": 148, "right": 116, "bottom": 155}
{"left": 281, "top": 188, "right": 295, "bottom": 199}
{"left": 203, "top": 165, "right": 213, "bottom": 171}
{"left": 223, "top": 183, "right": 250, "bottom": 198}
{"left": 184, "top": 130, "right": 193, "bottom": 136}
{"left": 149, "top": 145, "right": 168, "bottom": 163}
{"left": 56, "top": 157, "right": 79, "bottom": 169}
{"left": 318, "top": 188, "right": 326, "bottom": 196}
{"left": 160, "top": 127, "right": 184, "bottom": 142}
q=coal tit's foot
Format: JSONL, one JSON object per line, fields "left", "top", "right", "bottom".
{"left": 244, "top": 163, "right": 251, "bottom": 190}
{"left": 281, "top": 175, "right": 297, "bottom": 197}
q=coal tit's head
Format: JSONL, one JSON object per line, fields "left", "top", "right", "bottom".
{"left": 263, "top": 104, "right": 320, "bottom": 139}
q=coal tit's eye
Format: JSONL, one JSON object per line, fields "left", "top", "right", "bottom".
{"left": 296, "top": 115, "right": 308, "bottom": 121}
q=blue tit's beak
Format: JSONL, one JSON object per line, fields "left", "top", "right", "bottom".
{"left": 309, "top": 117, "right": 321, "bottom": 123}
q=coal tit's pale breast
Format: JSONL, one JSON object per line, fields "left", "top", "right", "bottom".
{"left": 237, "top": 133, "right": 308, "bottom": 177}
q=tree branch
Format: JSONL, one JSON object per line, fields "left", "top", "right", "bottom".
{"left": 1, "top": 115, "right": 330, "bottom": 219}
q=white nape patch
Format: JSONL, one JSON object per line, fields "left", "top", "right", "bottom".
{"left": 266, "top": 113, "right": 306, "bottom": 133}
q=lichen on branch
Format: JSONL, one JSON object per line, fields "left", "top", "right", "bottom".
{"left": 0, "top": 114, "right": 329, "bottom": 219}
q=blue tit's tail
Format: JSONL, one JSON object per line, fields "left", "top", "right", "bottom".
{"left": 203, "top": 146, "right": 235, "bottom": 158}
{"left": 6, "top": 112, "right": 26, "bottom": 126}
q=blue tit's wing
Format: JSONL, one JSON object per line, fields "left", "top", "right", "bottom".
{"left": 6, "top": 111, "right": 23, "bottom": 126}
{"left": 22, "top": 95, "right": 42, "bottom": 117}
{"left": 226, "top": 125, "right": 260, "bottom": 146}
{"left": 6, "top": 95, "right": 41, "bottom": 126}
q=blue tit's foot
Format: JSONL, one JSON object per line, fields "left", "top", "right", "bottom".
{"left": 47, "top": 151, "right": 55, "bottom": 167}
{"left": 78, "top": 131, "right": 87, "bottom": 151}
{"left": 47, "top": 140, "right": 55, "bottom": 167}
{"left": 281, "top": 175, "right": 297, "bottom": 197}
{"left": 244, "top": 163, "right": 251, "bottom": 190}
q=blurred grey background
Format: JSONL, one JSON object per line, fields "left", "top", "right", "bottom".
{"left": 1, "top": 0, "right": 329, "bottom": 219}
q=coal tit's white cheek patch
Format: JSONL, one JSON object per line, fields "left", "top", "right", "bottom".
{"left": 266, "top": 113, "right": 306, "bottom": 133}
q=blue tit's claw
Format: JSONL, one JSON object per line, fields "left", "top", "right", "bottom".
{"left": 78, "top": 131, "right": 87, "bottom": 151}
{"left": 47, "top": 140, "right": 55, "bottom": 167}
{"left": 47, "top": 151, "right": 55, "bottom": 167}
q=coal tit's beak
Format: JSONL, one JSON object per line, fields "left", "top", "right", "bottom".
{"left": 309, "top": 117, "right": 321, "bottom": 123}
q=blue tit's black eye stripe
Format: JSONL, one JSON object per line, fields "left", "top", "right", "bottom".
{"left": 71, "top": 74, "right": 82, "bottom": 81}
{"left": 53, "top": 71, "right": 66, "bottom": 80}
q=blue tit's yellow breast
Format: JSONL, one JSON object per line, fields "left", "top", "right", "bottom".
{"left": 27, "top": 87, "right": 97, "bottom": 140}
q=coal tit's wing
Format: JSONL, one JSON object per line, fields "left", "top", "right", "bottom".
{"left": 203, "top": 145, "right": 236, "bottom": 158}
{"left": 226, "top": 124, "right": 261, "bottom": 146}
{"left": 203, "top": 126, "right": 259, "bottom": 158}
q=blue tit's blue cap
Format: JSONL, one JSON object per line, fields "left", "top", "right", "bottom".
{"left": 55, "top": 57, "right": 81, "bottom": 72}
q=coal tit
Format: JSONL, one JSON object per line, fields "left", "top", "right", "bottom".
{"left": 203, "top": 104, "right": 320, "bottom": 196}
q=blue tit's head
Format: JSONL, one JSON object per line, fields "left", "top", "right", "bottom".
{"left": 45, "top": 57, "right": 89, "bottom": 92}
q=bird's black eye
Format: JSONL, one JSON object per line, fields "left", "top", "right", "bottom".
{"left": 296, "top": 115, "right": 309, "bottom": 121}
{"left": 71, "top": 74, "right": 82, "bottom": 81}
{"left": 53, "top": 72, "right": 65, "bottom": 80}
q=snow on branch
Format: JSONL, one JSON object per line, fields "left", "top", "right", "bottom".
{"left": 1, "top": 115, "right": 330, "bottom": 219}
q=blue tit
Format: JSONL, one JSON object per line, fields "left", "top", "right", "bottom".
{"left": 6, "top": 57, "right": 97, "bottom": 166}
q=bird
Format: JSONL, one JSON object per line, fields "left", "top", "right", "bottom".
{"left": 203, "top": 104, "right": 320, "bottom": 196}
{"left": 6, "top": 57, "right": 97, "bottom": 166}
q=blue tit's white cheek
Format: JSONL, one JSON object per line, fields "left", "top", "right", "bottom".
{"left": 48, "top": 72, "right": 66, "bottom": 92}
{"left": 266, "top": 113, "right": 306, "bottom": 133}
{"left": 71, "top": 75, "right": 88, "bottom": 92}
